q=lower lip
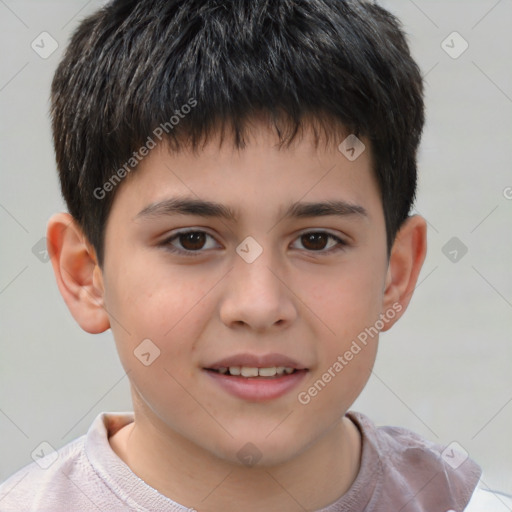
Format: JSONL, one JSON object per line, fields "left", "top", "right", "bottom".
{"left": 204, "top": 369, "right": 308, "bottom": 402}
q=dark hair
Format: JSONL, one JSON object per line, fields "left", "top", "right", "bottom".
{"left": 51, "top": 0, "right": 424, "bottom": 266}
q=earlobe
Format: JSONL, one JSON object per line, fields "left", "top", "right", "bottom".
{"left": 46, "top": 213, "right": 110, "bottom": 334}
{"left": 380, "top": 215, "right": 427, "bottom": 332}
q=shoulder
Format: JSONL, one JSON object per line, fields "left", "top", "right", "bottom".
{"left": 465, "top": 482, "right": 512, "bottom": 511}
{"left": 0, "top": 435, "right": 87, "bottom": 511}
{"left": 0, "top": 412, "right": 135, "bottom": 512}
{"left": 348, "top": 411, "right": 482, "bottom": 511}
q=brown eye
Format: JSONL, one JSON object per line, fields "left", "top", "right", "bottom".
{"left": 162, "top": 230, "right": 219, "bottom": 256}
{"left": 178, "top": 232, "right": 207, "bottom": 251}
{"left": 292, "top": 231, "right": 347, "bottom": 253}
{"left": 301, "top": 233, "right": 329, "bottom": 250}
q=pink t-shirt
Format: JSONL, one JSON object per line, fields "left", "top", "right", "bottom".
{"left": 0, "top": 411, "right": 481, "bottom": 511}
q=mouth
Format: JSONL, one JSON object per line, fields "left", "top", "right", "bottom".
{"left": 205, "top": 366, "right": 301, "bottom": 378}
{"left": 203, "top": 354, "right": 309, "bottom": 401}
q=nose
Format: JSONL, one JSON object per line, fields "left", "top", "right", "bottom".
{"left": 219, "top": 246, "right": 298, "bottom": 332}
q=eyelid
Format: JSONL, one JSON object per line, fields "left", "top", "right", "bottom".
{"left": 292, "top": 229, "right": 348, "bottom": 253}
{"left": 160, "top": 228, "right": 348, "bottom": 256}
{"left": 161, "top": 228, "right": 220, "bottom": 257}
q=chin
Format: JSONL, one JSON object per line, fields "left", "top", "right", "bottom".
{"left": 207, "top": 433, "right": 306, "bottom": 469}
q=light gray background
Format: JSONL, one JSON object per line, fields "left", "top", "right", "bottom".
{"left": 1, "top": 0, "right": 511, "bottom": 497}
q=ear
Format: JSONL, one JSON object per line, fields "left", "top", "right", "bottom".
{"left": 380, "top": 215, "right": 427, "bottom": 332}
{"left": 46, "top": 212, "right": 110, "bottom": 334}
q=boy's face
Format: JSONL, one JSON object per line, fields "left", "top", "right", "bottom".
{"left": 94, "top": 122, "right": 401, "bottom": 465}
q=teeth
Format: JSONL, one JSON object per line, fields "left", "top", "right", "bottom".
{"left": 220, "top": 366, "right": 295, "bottom": 377}
{"left": 240, "top": 367, "right": 259, "bottom": 377}
{"left": 229, "top": 366, "right": 241, "bottom": 376}
{"left": 258, "top": 367, "right": 277, "bottom": 377}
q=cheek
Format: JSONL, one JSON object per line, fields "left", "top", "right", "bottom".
{"left": 104, "top": 258, "right": 216, "bottom": 374}
{"left": 106, "top": 276, "right": 206, "bottom": 418}
{"left": 305, "top": 262, "right": 384, "bottom": 339}
{"left": 296, "top": 312, "right": 379, "bottom": 426}
{"left": 294, "top": 262, "right": 382, "bottom": 412}
{"left": 107, "top": 250, "right": 213, "bottom": 332}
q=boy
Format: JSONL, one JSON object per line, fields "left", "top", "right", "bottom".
{"left": 0, "top": 0, "right": 505, "bottom": 510}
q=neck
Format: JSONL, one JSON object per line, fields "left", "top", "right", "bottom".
{"left": 109, "top": 406, "right": 361, "bottom": 511}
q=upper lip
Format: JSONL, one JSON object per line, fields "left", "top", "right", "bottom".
{"left": 205, "top": 353, "right": 308, "bottom": 370}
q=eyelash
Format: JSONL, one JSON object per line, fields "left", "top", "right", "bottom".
{"left": 160, "top": 229, "right": 348, "bottom": 257}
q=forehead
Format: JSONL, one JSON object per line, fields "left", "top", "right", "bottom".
{"left": 111, "top": 120, "right": 380, "bottom": 225}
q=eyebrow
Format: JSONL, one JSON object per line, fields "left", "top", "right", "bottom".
{"left": 135, "top": 197, "right": 368, "bottom": 222}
